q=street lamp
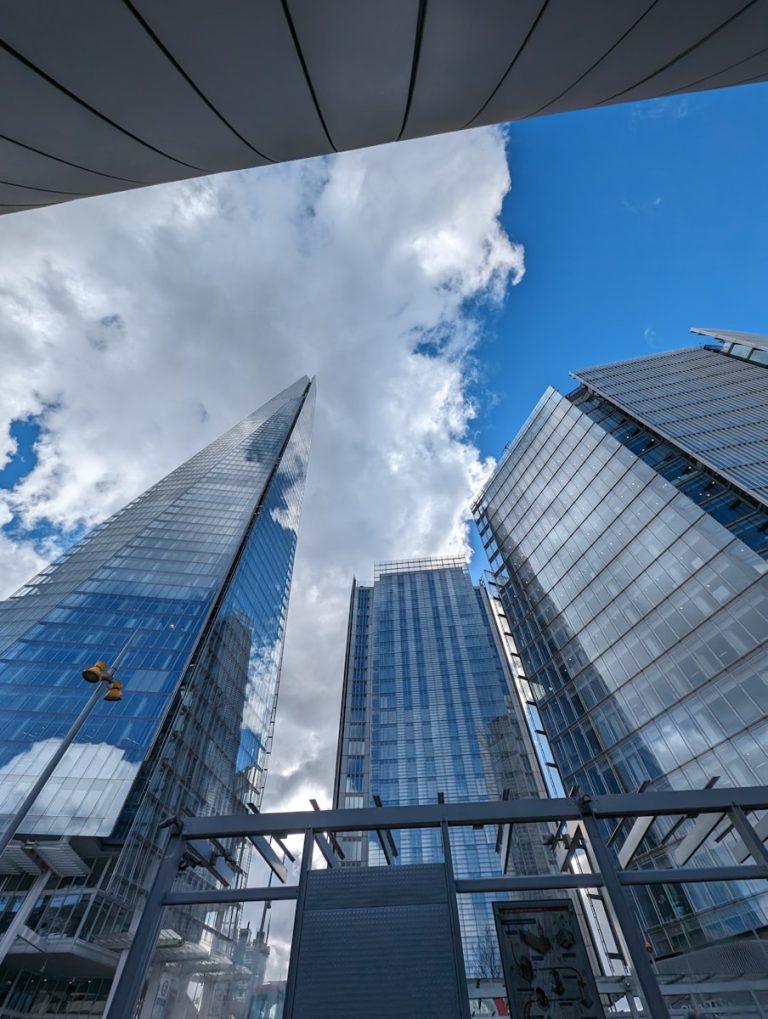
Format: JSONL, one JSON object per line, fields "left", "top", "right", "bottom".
{"left": 0, "top": 633, "right": 135, "bottom": 858}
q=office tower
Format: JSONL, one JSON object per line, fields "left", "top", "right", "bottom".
{"left": 3, "top": 3, "right": 766, "bottom": 215}
{"left": 473, "top": 330, "right": 768, "bottom": 957}
{"left": 0, "top": 376, "right": 314, "bottom": 1016}
{"left": 333, "top": 557, "right": 551, "bottom": 976}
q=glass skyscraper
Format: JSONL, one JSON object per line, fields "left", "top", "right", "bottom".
{"left": 333, "top": 557, "right": 551, "bottom": 977}
{"left": 473, "top": 332, "right": 768, "bottom": 957}
{"left": 0, "top": 377, "right": 314, "bottom": 1016}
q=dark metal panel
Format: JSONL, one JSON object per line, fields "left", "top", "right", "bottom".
{"left": 132, "top": 0, "right": 331, "bottom": 162}
{"left": 0, "top": 49, "right": 192, "bottom": 183}
{"left": 401, "top": 0, "right": 543, "bottom": 139}
{"left": 0, "top": 136, "right": 138, "bottom": 195}
{"left": 306, "top": 861, "right": 449, "bottom": 908}
{"left": 290, "top": 865, "right": 465, "bottom": 1019}
{"left": 289, "top": 0, "right": 418, "bottom": 150}
{"left": 470, "top": 0, "right": 655, "bottom": 126}
{"left": 0, "top": 180, "right": 83, "bottom": 205}
{"left": 0, "top": 202, "right": 44, "bottom": 213}
{"left": 603, "top": 0, "right": 768, "bottom": 105}
{"left": 668, "top": 48, "right": 768, "bottom": 95}
{"left": 1, "top": 0, "right": 262, "bottom": 172}
{"left": 543, "top": 0, "right": 753, "bottom": 115}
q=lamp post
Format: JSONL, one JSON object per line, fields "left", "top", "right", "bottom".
{"left": 0, "top": 633, "right": 133, "bottom": 858}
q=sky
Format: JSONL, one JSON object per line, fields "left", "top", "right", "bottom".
{"left": 0, "top": 82, "right": 767, "bottom": 879}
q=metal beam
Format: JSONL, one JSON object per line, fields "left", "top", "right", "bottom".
{"left": 249, "top": 834, "right": 289, "bottom": 883}
{"left": 728, "top": 805, "right": 768, "bottom": 869}
{"left": 283, "top": 829, "right": 314, "bottom": 1019}
{"left": 619, "top": 864, "right": 768, "bottom": 885}
{"left": 154, "top": 861, "right": 768, "bottom": 910}
{"left": 618, "top": 815, "right": 655, "bottom": 868}
{"left": 180, "top": 786, "right": 768, "bottom": 840}
{"left": 105, "top": 824, "right": 187, "bottom": 1019}
{"left": 674, "top": 812, "right": 726, "bottom": 866}
{"left": 164, "top": 884, "right": 299, "bottom": 907}
{"left": 181, "top": 797, "right": 580, "bottom": 838}
{"left": 579, "top": 801, "right": 670, "bottom": 1019}
{"left": 440, "top": 822, "right": 472, "bottom": 1019}
{"left": 313, "top": 832, "right": 338, "bottom": 869}
{"left": 456, "top": 873, "right": 601, "bottom": 893}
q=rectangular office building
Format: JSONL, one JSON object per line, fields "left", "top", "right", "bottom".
{"left": 333, "top": 557, "right": 551, "bottom": 976}
{"left": 473, "top": 332, "right": 768, "bottom": 957}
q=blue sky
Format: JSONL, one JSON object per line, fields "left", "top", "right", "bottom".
{"left": 466, "top": 81, "right": 768, "bottom": 574}
{"left": 0, "top": 418, "right": 40, "bottom": 490}
{"left": 472, "top": 82, "right": 768, "bottom": 460}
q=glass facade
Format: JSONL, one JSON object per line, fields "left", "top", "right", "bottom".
{"left": 473, "top": 344, "right": 768, "bottom": 957}
{"left": 0, "top": 377, "right": 314, "bottom": 1015}
{"left": 333, "top": 558, "right": 550, "bottom": 976}
{"left": 573, "top": 344, "right": 768, "bottom": 502}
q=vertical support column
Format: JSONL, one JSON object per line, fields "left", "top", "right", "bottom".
{"left": 441, "top": 820, "right": 472, "bottom": 1019}
{"left": 728, "top": 804, "right": 768, "bottom": 871}
{"left": 283, "top": 828, "right": 314, "bottom": 1019}
{"left": 578, "top": 800, "right": 669, "bottom": 1019}
{"left": 104, "top": 823, "right": 186, "bottom": 1019}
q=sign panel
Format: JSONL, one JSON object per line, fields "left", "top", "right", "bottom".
{"left": 494, "top": 899, "right": 606, "bottom": 1019}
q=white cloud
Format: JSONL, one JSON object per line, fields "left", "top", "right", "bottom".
{"left": 0, "top": 126, "right": 523, "bottom": 816}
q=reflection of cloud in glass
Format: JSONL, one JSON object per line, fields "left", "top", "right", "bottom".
{"left": 238, "top": 635, "right": 284, "bottom": 776}
{"left": 268, "top": 422, "right": 312, "bottom": 535}
{"left": 0, "top": 739, "right": 140, "bottom": 836}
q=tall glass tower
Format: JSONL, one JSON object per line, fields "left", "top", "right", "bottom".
{"left": 0, "top": 377, "right": 314, "bottom": 1016}
{"left": 333, "top": 557, "right": 551, "bottom": 977}
{"left": 473, "top": 332, "right": 768, "bottom": 958}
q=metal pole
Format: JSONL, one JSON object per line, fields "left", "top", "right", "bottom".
{"left": 0, "top": 868, "right": 50, "bottom": 965}
{"left": 283, "top": 828, "right": 314, "bottom": 1019}
{"left": 0, "top": 683, "right": 104, "bottom": 857}
{"left": 578, "top": 800, "right": 669, "bottom": 1019}
{"left": 104, "top": 823, "right": 186, "bottom": 1019}
{"left": 441, "top": 820, "right": 472, "bottom": 1019}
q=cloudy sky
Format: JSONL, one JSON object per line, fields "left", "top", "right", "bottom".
{"left": 2, "top": 81, "right": 767, "bottom": 837}
{"left": 0, "top": 124, "right": 525, "bottom": 822}
{"left": 1, "top": 79, "right": 767, "bottom": 977}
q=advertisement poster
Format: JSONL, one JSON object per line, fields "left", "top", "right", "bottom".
{"left": 493, "top": 900, "right": 606, "bottom": 1019}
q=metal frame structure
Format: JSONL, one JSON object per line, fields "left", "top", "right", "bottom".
{"left": 373, "top": 554, "right": 469, "bottom": 579}
{"left": 105, "top": 785, "right": 768, "bottom": 1019}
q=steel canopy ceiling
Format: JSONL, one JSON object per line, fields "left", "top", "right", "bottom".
{"left": 2, "top": 0, "right": 767, "bottom": 214}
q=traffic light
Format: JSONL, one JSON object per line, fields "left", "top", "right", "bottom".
{"left": 82, "top": 660, "right": 109, "bottom": 683}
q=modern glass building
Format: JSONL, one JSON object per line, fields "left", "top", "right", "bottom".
{"left": 333, "top": 557, "right": 551, "bottom": 977}
{"left": 0, "top": 377, "right": 314, "bottom": 1016}
{"left": 473, "top": 331, "right": 768, "bottom": 957}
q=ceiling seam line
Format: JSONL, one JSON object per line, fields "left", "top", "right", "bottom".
{"left": 597, "top": 0, "right": 760, "bottom": 104}
{"left": 661, "top": 41, "right": 768, "bottom": 97}
{"left": 461, "top": 0, "right": 551, "bottom": 130}
{"left": 121, "top": 0, "right": 276, "bottom": 163}
{"left": 396, "top": 0, "right": 428, "bottom": 142}
{"left": 280, "top": 0, "right": 338, "bottom": 152}
{"left": 0, "top": 38, "right": 207, "bottom": 172}
{"left": 528, "top": 0, "right": 661, "bottom": 118}
{"left": 0, "top": 177, "right": 88, "bottom": 196}
{"left": 0, "top": 131, "right": 142, "bottom": 184}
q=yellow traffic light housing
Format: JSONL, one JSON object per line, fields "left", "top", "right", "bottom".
{"left": 82, "top": 660, "right": 109, "bottom": 684}
{"left": 104, "top": 680, "right": 123, "bottom": 702}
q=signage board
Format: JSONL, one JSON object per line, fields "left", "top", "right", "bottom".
{"left": 494, "top": 899, "right": 606, "bottom": 1019}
